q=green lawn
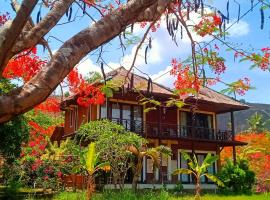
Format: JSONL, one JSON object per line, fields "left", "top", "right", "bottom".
{"left": 46, "top": 190, "right": 270, "bottom": 200}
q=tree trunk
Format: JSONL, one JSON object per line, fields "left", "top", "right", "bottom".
{"left": 0, "top": 0, "right": 170, "bottom": 123}
{"left": 132, "top": 157, "right": 143, "bottom": 191}
{"left": 87, "top": 175, "right": 95, "bottom": 200}
{"left": 195, "top": 177, "right": 201, "bottom": 200}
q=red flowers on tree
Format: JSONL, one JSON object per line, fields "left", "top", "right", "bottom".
{"left": 221, "top": 133, "right": 270, "bottom": 192}
{"left": 170, "top": 59, "right": 202, "bottom": 97}
{"left": 0, "top": 12, "right": 10, "bottom": 26}
{"left": 21, "top": 121, "right": 55, "bottom": 159}
{"left": 194, "top": 13, "right": 222, "bottom": 37}
{"left": 203, "top": 47, "right": 227, "bottom": 75}
{"left": 67, "top": 68, "right": 105, "bottom": 107}
{"left": 34, "top": 97, "right": 60, "bottom": 113}
{"left": 2, "top": 47, "right": 46, "bottom": 82}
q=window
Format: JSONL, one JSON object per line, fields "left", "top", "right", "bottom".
{"left": 180, "top": 153, "right": 190, "bottom": 183}
{"left": 112, "top": 103, "right": 120, "bottom": 119}
{"left": 100, "top": 102, "right": 143, "bottom": 132}
{"left": 100, "top": 104, "right": 107, "bottom": 119}
{"left": 179, "top": 111, "right": 213, "bottom": 128}
{"left": 122, "top": 105, "right": 131, "bottom": 130}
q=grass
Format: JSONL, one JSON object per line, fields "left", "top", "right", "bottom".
{"left": 43, "top": 190, "right": 270, "bottom": 200}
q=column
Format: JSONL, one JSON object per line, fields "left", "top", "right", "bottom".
{"left": 231, "top": 111, "right": 237, "bottom": 165}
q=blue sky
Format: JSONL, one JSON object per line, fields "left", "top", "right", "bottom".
{"left": 1, "top": 0, "right": 270, "bottom": 104}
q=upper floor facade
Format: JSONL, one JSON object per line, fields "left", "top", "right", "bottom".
{"left": 57, "top": 67, "right": 248, "bottom": 148}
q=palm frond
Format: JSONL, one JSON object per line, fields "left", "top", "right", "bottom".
{"left": 173, "top": 168, "right": 193, "bottom": 176}
{"left": 86, "top": 142, "right": 97, "bottom": 175}
{"left": 200, "top": 153, "right": 219, "bottom": 172}
{"left": 204, "top": 173, "right": 224, "bottom": 187}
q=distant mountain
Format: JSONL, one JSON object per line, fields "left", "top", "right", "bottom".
{"left": 217, "top": 102, "right": 270, "bottom": 133}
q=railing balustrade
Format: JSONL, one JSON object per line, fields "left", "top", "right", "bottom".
{"left": 108, "top": 118, "right": 233, "bottom": 142}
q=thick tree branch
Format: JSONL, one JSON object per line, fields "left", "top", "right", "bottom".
{"left": 0, "top": 0, "right": 171, "bottom": 123}
{"left": 11, "top": 0, "right": 74, "bottom": 56}
{"left": 0, "top": 0, "right": 38, "bottom": 76}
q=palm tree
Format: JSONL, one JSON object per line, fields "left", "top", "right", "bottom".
{"left": 173, "top": 152, "right": 224, "bottom": 199}
{"left": 247, "top": 112, "right": 270, "bottom": 133}
{"left": 127, "top": 145, "right": 171, "bottom": 191}
{"left": 85, "top": 142, "right": 110, "bottom": 200}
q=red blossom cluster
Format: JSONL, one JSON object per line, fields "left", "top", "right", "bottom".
{"left": 204, "top": 47, "right": 227, "bottom": 75}
{"left": 194, "top": 13, "right": 222, "bottom": 37}
{"left": 34, "top": 97, "right": 60, "bottom": 113}
{"left": 233, "top": 77, "right": 251, "bottom": 96}
{"left": 206, "top": 78, "right": 219, "bottom": 87}
{"left": 2, "top": 47, "right": 46, "bottom": 82}
{"left": 67, "top": 68, "right": 105, "bottom": 107}
{"left": 0, "top": 12, "right": 10, "bottom": 26}
{"left": 234, "top": 48, "right": 270, "bottom": 71}
{"left": 170, "top": 59, "right": 202, "bottom": 97}
{"left": 21, "top": 121, "right": 55, "bottom": 158}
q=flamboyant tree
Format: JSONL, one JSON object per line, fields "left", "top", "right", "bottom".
{"left": 0, "top": 0, "right": 269, "bottom": 124}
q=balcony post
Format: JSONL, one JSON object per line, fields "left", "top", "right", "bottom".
{"left": 231, "top": 111, "right": 237, "bottom": 165}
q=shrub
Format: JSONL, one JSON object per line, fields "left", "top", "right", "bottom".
{"left": 218, "top": 159, "right": 255, "bottom": 194}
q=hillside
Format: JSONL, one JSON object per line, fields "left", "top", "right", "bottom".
{"left": 217, "top": 102, "right": 270, "bottom": 133}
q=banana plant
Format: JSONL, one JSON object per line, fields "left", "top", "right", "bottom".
{"left": 173, "top": 152, "right": 224, "bottom": 199}
{"left": 85, "top": 142, "right": 110, "bottom": 200}
{"left": 127, "top": 145, "right": 171, "bottom": 191}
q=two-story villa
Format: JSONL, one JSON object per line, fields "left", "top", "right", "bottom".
{"left": 52, "top": 67, "right": 248, "bottom": 189}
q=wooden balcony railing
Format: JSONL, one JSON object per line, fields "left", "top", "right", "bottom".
{"left": 109, "top": 118, "right": 233, "bottom": 142}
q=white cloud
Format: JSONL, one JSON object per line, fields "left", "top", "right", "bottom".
{"left": 76, "top": 56, "right": 121, "bottom": 76}
{"left": 150, "top": 65, "right": 174, "bottom": 88}
{"left": 227, "top": 20, "right": 250, "bottom": 37}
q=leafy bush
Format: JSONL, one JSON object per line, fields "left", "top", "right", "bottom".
{"left": 1, "top": 180, "right": 23, "bottom": 200}
{"left": 218, "top": 159, "right": 255, "bottom": 194}
{"left": 77, "top": 120, "right": 147, "bottom": 188}
{"left": 0, "top": 115, "right": 29, "bottom": 163}
{"left": 221, "top": 133, "right": 270, "bottom": 192}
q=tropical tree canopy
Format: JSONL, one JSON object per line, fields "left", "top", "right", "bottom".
{"left": 0, "top": 0, "right": 270, "bottom": 125}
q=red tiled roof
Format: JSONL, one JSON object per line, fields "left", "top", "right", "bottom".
{"left": 61, "top": 67, "right": 249, "bottom": 113}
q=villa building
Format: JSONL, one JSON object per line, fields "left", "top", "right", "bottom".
{"left": 52, "top": 67, "right": 248, "bottom": 189}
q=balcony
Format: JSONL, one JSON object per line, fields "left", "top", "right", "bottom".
{"left": 109, "top": 118, "right": 233, "bottom": 142}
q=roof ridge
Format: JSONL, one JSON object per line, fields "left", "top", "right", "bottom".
{"left": 108, "top": 66, "right": 173, "bottom": 94}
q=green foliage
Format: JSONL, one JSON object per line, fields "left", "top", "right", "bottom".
{"left": 86, "top": 71, "right": 102, "bottom": 83}
{"left": 25, "top": 110, "right": 63, "bottom": 128}
{"left": 218, "top": 159, "right": 255, "bottom": 194}
{"left": 0, "top": 78, "right": 16, "bottom": 94}
{"left": 166, "top": 98, "right": 185, "bottom": 108}
{"left": 173, "top": 152, "right": 224, "bottom": 198}
{"left": 77, "top": 120, "right": 146, "bottom": 186}
{"left": 0, "top": 115, "right": 29, "bottom": 163}
{"left": 1, "top": 180, "right": 23, "bottom": 200}
{"left": 101, "top": 80, "right": 120, "bottom": 98}
{"left": 172, "top": 182, "right": 184, "bottom": 194}
{"left": 246, "top": 112, "right": 270, "bottom": 133}
{"left": 77, "top": 119, "right": 146, "bottom": 149}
